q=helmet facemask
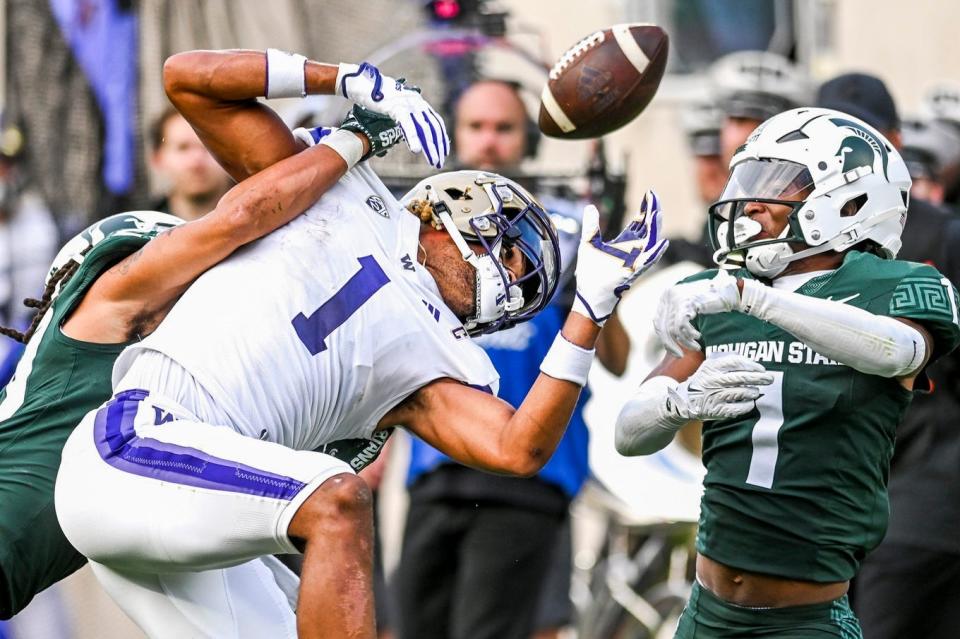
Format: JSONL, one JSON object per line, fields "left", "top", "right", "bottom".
{"left": 709, "top": 159, "right": 813, "bottom": 278}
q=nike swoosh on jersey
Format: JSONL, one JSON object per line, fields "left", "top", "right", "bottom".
{"left": 825, "top": 293, "right": 860, "bottom": 304}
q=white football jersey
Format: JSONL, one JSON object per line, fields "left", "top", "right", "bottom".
{"left": 113, "top": 164, "right": 499, "bottom": 450}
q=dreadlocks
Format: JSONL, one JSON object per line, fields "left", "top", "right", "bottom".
{"left": 405, "top": 199, "right": 442, "bottom": 229}
{"left": 0, "top": 257, "right": 82, "bottom": 344}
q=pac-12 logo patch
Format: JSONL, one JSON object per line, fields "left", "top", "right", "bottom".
{"left": 366, "top": 195, "right": 389, "bottom": 218}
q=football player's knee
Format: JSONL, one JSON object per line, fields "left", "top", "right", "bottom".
{"left": 291, "top": 473, "right": 373, "bottom": 539}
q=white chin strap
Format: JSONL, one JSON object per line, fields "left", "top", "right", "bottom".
{"left": 715, "top": 216, "right": 797, "bottom": 279}
{"left": 745, "top": 224, "right": 794, "bottom": 278}
{"left": 474, "top": 253, "right": 523, "bottom": 325}
{"left": 434, "top": 206, "right": 523, "bottom": 331}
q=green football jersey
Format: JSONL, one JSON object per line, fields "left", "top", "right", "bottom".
{"left": 0, "top": 218, "right": 170, "bottom": 618}
{"left": 684, "top": 251, "right": 960, "bottom": 583}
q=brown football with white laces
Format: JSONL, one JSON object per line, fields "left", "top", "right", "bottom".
{"left": 538, "top": 24, "right": 669, "bottom": 139}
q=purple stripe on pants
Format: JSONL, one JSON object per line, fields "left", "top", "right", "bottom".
{"left": 93, "top": 389, "right": 307, "bottom": 501}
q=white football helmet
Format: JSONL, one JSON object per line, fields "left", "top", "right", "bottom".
{"left": 710, "top": 107, "right": 912, "bottom": 278}
{"left": 402, "top": 171, "right": 560, "bottom": 335}
{"left": 47, "top": 211, "right": 183, "bottom": 284}
{"left": 682, "top": 101, "right": 723, "bottom": 156}
{"left": 710, "top": 51, "right": 810, "bottom": 122}
{"left": 901, "top": 117, "right": 960, "bottom": 179}
{"left": 923, "top": 82, "right": 960, "bottom": 126}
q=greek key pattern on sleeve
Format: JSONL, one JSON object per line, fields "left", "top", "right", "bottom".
{"left": 889, "top": 276, "right": 959, "bottom": 322}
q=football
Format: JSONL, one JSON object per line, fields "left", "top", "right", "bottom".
{"left": 538, "top": 23, "right": 669, "bottom": 139}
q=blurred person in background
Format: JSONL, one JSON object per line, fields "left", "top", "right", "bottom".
{"left": 452, "top": 79, "right": 532, "bottom": 173}
{"left": 149, "top": 107, "right": 231, "bottom": 221}
{"left": 660, "top": 51, "right": 809, "bottom": 271}
{"left": 684, "top": 101, "right": 727, "bottom": 207}
{"left": 0, "top": 119, "right": 58, "bottom": 388}
{"left": 817, "top": 71, "right": 960, "bottom": 639}
{"left": 661, "top": 101, "right": 725, "bottom": 269}
{"left": 393, "top": 78, "right": 630, "bottom": 639}
{"left": 899, "top": 117, "right": 960, "bottom": 207}
{"left": 711, "top": 50, "right": 810, "bottom": 168}
{"left": 923, "top": 83, "right": 960, "bottom": 209}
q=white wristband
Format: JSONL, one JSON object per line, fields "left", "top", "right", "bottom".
{"left": 540, "top": 332, "right": 596, "bottom": 386}
{"left": 320, "top": 129, "right": 364, "bottom": 170}
{"left": 265, "top": 48, "right": 307, "bottom": 98}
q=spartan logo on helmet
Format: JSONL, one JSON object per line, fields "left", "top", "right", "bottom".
{"left": 829, "top": 117, "right": 890, "bottom": 180}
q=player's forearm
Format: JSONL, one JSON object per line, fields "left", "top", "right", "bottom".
{"left": 738, "top": 278, "right": 928, "bottom": 377}
{"left": 595, "top": 311, "right": 630, "bottom": 376}
{"left": 212, "top": 141, "right": 363, "bottom": 246}
{"left": 163, "top": 50, "right": 339, "bottom": 182}
{"left": 497, "top": 375, "right": 583, "bottom": 476}
{"left": 163, "top": 49, "right": 338, "bottom": 103}
{"left": 615, "top": 376, "right": 687, "bottom": 456}
{"left": 494, "top": 312, "right": 603, "bottom": 475}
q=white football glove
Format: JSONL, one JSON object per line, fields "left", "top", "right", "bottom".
{"left": 572, "top": 191, "right": 669, "bottom": 325}
{"left": 667, "top": 354, "right": 773, "bottom": 422}
{"left": 335, "top": 62, "right": 449, "bottom": 169}
{"left": 292, "top": 125, "right": 335, "bottom": 147}
{"left": 654, "top": 269, "right": 741, "bottom": 357}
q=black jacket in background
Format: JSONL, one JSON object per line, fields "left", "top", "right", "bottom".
{"left": 885, "top": 197, "right": 960, "bottom": 553}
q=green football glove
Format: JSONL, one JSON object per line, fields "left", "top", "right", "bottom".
{"left": 339, "top": 105, "right": 405, "bottom": 161}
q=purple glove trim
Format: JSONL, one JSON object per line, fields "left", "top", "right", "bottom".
{"left": 309, "top": 127, "right": 332, "bottom": 144}
{"left": 575, "top": 291, "right": 612, "bottom": 324}
{"left": 340, "top": 62, "right": 384, "bottom": 102}
{"left": 411, "top": 114, "right": 434, "bottom": 166}
{"left": 423, "top": 111, "right": 440, "bottom": 165}
{"left": 589, "top": 232, "right": 642, "bottom": 269}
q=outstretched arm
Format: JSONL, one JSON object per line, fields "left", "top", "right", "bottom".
{"left": 614, "top": 349, "right": 771, "bottom": 457}
{"left": 164, "top": 49, "right": 449, "bottom": 181}
{"left": 398, "top": 313, "right": 600, "bottom": 476}
{"left": 63, "top": 134, "right": 370, "bottom": 344}
{"left": 392, "top": 194, "right": 670, "bottom": 475}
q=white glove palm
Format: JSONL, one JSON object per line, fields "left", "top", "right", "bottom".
{"left": 654, "top": 270, "right": 741, "bottom": 357}
{"left": 572, "top": 191, "right": 669, "bottom": 325}
{"left": 667, "top": 354, "right": 773, "bottom": 422}
{"left": 336, "top": 62, "right": 449, "bottom": 169}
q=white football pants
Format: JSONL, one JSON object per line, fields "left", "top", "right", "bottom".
{"left": 55, "top": 388, "right": 353, "bottom": 638}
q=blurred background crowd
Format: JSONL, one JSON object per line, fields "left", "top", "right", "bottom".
{"left": 2, "top": 1, "right": 959, "bottom": 638}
